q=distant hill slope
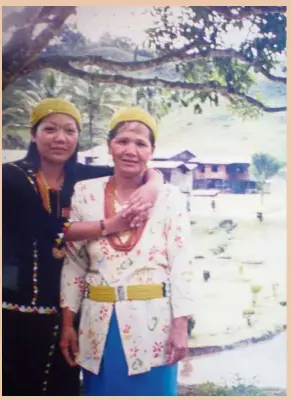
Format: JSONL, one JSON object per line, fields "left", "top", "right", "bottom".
{"left": 156, "top": 76, "right": 286, "bottom": 161}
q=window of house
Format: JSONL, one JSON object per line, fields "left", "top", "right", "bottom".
{"left": 200, "top": 165, "right": 205, "bottom": 173}
{"left": 236, "top": 166, "right": 245, "bottom": 173}
{"left": 211, "top": 164, "right": 218, "bottom": 172}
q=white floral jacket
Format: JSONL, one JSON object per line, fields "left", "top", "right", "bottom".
{"left": 61, "top": 177, "right": 196, "bottom": 376}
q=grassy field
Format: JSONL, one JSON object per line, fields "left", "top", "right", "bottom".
{"left": 187, "top": 189, "right": 286, "bottom": 349}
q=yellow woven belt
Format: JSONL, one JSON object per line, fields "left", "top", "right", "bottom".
{"left": 86, "top": 283, "right": 168, "bottom": 303}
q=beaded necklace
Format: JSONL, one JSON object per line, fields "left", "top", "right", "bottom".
{"left": 104, "top": 176, "right": 146, "bottom": 252}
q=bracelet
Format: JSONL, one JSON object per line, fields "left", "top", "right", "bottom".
{"left": 100, "top": 219, "right": 107, "bottom": 236}
{"left": 61, "top": 220, "right": 72, "bottom": 234}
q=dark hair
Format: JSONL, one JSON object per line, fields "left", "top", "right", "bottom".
{"left": 24, "top": 119, "right": 80, "bottom": 208}
{"left": 108, "top": 121, "right": 156, "bottom": 147}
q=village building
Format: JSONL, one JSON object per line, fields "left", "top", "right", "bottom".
{"left": 2, "top": 146, "right": 257, "bottom": 194}
{"left": 193, "top": 156, "right": 257, "bottom": 194}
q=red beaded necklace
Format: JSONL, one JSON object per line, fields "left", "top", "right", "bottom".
{"left": 104, "top": 177, "right": 146, "bottom": 252}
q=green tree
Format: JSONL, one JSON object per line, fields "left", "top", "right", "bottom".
{"left": 251, "top": 152, "right": 281, "bottom": 204}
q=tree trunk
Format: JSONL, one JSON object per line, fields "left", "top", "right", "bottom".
{"left": 89, "top": 103, "right": 94, "bottom": 148}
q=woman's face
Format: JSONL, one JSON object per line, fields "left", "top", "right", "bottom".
{"left": 108, "top": 121, "right": 154, "bottom": 177}
{"left": 32, "top": 113, "right": 79, "bottom": 164}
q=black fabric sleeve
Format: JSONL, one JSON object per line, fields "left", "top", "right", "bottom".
{"left": 75, "top": 163, "right": 114, "bottom": 182}
{"left": 2, "top": 163, "right": 68, "bottom": 241}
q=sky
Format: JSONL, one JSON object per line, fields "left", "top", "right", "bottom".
{"left": 76, "top": 7, "right": 153, "bottom": 46}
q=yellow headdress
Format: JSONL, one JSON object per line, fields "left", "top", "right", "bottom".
{"left": 109, "top": 107, "right": 158, "bottom": 140}
{"left": 30, "top": 98, "right": 82, "bottom": 128}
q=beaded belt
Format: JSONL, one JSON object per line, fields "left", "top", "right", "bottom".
{"left": 85, "top": 283, "right": 170, "bottom": 303}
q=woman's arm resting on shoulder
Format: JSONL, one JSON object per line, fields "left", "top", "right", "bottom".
{"left": 64, "top": 207, "right": 149, "bottom": 242}
{"left": 64, "top": 212, "right": 129, "bottom": 241}
{"left": 64, "top": 174, "right": 162, "bottom": 241}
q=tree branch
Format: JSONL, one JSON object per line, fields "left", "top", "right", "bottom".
{"left": 32, "top": 61, "right": 285, "bottom": 113}
{"left": 28, "top": 47, "right": 286, "bottom": 85}
{"left": 209, "top": 6, "right": 286, "bottom": 20}
{"left": 25, "top": 7, "right": 76, "bottom": 64}
{"left": 2, "top": 6, "right": 43, "bottom": 32}
{"left": 3, "top": 6, "right": 76, "bottom": 89}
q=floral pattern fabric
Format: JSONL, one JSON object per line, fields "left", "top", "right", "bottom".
{"left": 61, "top": 177, "right": 196, "bottom": 376}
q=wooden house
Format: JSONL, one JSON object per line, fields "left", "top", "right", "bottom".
{"left": 193, "top": 156, "right": 256, "bottom": 193}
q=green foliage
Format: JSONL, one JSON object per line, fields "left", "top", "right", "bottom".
{"left": 180, "top": 372, "right": 286, "bottom": 396}
{"left": 135, "top": 87, "right": 172, "bottom": 120}
{"left": 227, "top": 98, "right": 263, "bottom": 121}
{"left": 149, "top": 6, "right": 286, "bottom": 67}
{"left": 180, "top": 381, "right": 286, "bottom": 396}
{"left": 147, "top": 6, "right": 286, "bottom": 117}
{"left": 251, "top": 153, "right": 281, "bottom": 186}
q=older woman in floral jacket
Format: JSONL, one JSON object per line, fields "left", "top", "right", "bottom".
{"left": 60, "top": 107, "right": 196, "bottom": 396}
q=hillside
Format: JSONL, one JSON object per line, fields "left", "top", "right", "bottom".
{"left": 156, "top": 78, "right": 286, "bottom": 162}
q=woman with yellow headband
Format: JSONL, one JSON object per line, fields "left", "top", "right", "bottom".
{"left": 2, "top": 98, "right": 162, "bottom": 396}
{"left": 60, "top": 107, "right": 196, "bottom": 396}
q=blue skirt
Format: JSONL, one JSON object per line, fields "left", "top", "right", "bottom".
{"left": 83, "top": 309, "right": 178, "bottom": 396}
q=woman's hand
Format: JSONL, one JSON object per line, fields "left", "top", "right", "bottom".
{"left": 106, "top": 202, "right": 151, "bottom": 233}
{"left": 60, "top": 325, "right": 79, "bottom": 367}
{"left": 105, "top": 210, "right": 137, "bottom": 234}
{"left": 121, "top": 200, "right": 152, "bottom": 228}
{"left": 166, "top": 317, "right": 188, "bottom": 365}
{"left": 122, "top": 169, "right": 164, "bottom": 227}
